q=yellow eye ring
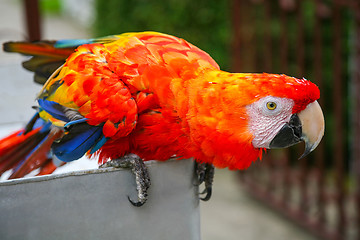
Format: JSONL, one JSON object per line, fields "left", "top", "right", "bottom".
{"left": 266, "top": 102, "right": 277, "bottom": 110}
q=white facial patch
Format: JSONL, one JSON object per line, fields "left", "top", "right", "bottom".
{"left": 246, "top": 96, "right": 294, "bottom": 148}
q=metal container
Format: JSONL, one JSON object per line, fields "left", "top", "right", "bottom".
{"left": 0, "top": 159, "right": 200, "bottom": 240}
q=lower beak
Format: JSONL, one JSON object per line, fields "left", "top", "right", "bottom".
{"left": 269, "top": 101, "right": 325, "bottom": 158}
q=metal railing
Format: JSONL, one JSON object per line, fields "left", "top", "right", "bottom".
{"left": 232, "top": 0, "right": 360, "bottom": 239}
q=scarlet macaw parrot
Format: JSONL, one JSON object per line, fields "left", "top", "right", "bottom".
{"left": 0, "top": 32, "right": 324, "bottom": 206}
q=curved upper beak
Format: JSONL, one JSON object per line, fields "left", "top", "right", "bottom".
{"left": 269, "top": 101, "right": 325, "bottom": 158}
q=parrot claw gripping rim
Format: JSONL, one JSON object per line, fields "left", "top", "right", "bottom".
{"left": 195, "top": 162, "right": 214, "bottom": 201}
{"left": 100, "top": 153, "right": 151, "bottom": 207}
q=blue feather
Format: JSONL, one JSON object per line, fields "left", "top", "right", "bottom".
{"left": 54, "top": 35, "right": 120, "bottom": 48}
{"left": 54, "top": 39, "right": 95, "bottom": 48}
{"left": 64, "top": 118, "right": 88, "bottom": 129}
{"left": 38, "top": 122, "right": 52, "bottom": 133}
{"left": 52, "top": 126, "right": 103, "bottom": 162}
{"left": 37, "top": 99, "right": 69, "bottom": 122}
{"left": 90, "top": 135, "right": 108, "bottom": 154}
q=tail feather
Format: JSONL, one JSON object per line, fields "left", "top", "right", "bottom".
{"left": 36, "top": 158, "right": 63, "bottom": 176}
{"left": 0, "top": 114, "right": 65, "bottom": 179}
{"left": 0, "top": 129, "right": 43, "bottom": 174}
{"left": 3, "top": 41, "right": 74, "bottom": 58}
{"left": 23, "top": 57, "right": 65, "bottom": 84}
{"left": 3, "top": 36, "right": 120, "bottom": 85}
{"left": 0, "top": 130, "right": 29, "bottom": 155}
{"left": 9, "top": 128, "right": 63, "bottom": 179}
{"left": 0, "top": 121, "right": 103, "bottom": 179}
{"left": 3, "top": 41, "right": 75, "bottom": 85}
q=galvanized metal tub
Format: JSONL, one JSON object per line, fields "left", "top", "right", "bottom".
{"left": 0, "top": 158, "right": 200, "bottom": 240}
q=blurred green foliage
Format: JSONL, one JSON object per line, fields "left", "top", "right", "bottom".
{"left": 40, "top": 0, "right": 61, "bottom": 14}
{"left": 94, "top": 0, "right": 232, "bottom": 70}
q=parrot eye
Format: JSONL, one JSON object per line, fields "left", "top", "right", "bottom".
{"left": 266, "top": 102, "right": 277, "bottom": 110}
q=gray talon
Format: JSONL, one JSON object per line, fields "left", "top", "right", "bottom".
{"left": 100, "top": 154, "right": 151, "bottom": 207}
{"left": 194, "top": 162, "right": 214, "bottom": 201}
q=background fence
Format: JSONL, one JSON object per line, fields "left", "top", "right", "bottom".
{"left": 232, "top": 1, "right": 360, "bottom": 239}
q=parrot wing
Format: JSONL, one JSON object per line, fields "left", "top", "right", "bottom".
{"left": 2, "top": 35, "right": 139, "bottom": 168}
{"left": 36, "top": 41, "right": 139, "bottom": 162}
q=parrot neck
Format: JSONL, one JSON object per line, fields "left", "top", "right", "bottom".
{"left": 183, "top": 70, "right": 263, "bottom": 170}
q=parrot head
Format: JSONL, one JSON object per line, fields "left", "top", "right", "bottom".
{"left": 246, "top": 85, "right": 324, "bottom": 159}
{"left": 187, "top": 71, "right": 325, "bottom": 170}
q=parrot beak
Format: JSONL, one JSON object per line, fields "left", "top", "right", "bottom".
{"left": 269, "top": 101, "right": 325, "bottom": 158}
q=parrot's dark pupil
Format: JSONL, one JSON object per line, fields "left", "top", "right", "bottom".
{"left": 268, "top": 102, "right": 276, "bottom": 109}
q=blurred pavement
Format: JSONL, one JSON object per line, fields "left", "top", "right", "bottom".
{"left": 0, "top": 1, "right": 317, "bottom": 239}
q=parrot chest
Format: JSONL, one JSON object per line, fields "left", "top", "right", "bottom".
{"left": 126, "top": 108, "right": 190, "bottom": 161}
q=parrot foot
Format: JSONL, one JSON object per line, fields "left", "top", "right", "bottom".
{"left": 194, "top": 162, "right": 214, "bottom": 201}
{"left": 100, "top": 154, "right": 151, "bottom": 207}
